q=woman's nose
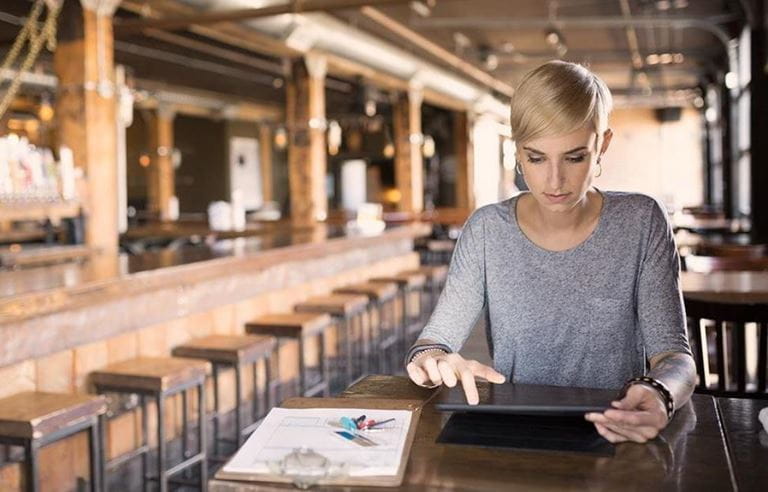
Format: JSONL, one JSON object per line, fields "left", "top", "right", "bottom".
{"left": 547, "top": 163, "right": 564, "bottom": 188}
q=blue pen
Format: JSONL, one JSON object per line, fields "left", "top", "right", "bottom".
{"left": 339, "top": 416, "right": 358, "bottom": 432}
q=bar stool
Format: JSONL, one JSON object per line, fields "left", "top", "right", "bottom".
{"left": 245, "top": 313, "right": 332, "bottom": 399}
{"left": 371, "top": 272, "right": 427, "bottom": 352}
{"left": 425, "top": 238, "right": 455, "bottom": 265}
{"left": 293, "top": 294, "right": 370, "bottom": 391}
{"left": 172, "top": 335, "right": 277, "bottom": 458}
{"left": 91, "top": 357, "right": 210, "bottom": 492}
{"left": 0, "top": 392, "right": 107, "bottom": 492}
{"left": 333, "top": 282, "right": 399, "bottom": 375}
{"left": 404, "top": 265, "right": 449, "bottom": 323}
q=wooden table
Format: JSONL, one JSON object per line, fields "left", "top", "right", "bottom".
{"left": 209, "top": 376, "right": 755, "bottom": 491}
{"left": 673, "top": 215, "right": 751, "bottom": 235}
{"left": 716, "top": 397, "right": 768, "bottom": 491}
{"left": 681, "top": 271, "right": 768, "bottom": 303}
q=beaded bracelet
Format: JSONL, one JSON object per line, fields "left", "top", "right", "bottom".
{"left": 403, "top": 342, "right": 452, "bottom": 367}
{"left": 620, "top": 376, "right": 675, "bottom": 420}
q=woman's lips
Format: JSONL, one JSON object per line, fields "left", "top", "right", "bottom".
{"left": 544, "top": 193, "right": 571, "bottom": 203}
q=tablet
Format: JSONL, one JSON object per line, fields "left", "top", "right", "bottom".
{"left": 434, "top": 381, "right": 619, "bottom": 416}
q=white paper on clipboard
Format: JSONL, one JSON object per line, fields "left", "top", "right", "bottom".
{"left": 221, "top": 407, "right": 413, "bottom": 477}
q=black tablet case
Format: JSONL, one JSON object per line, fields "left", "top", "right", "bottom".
{"left": 434, "top": 382, "right": 618, "bottom": 455}
{"left": 436, "top": 411, "right": 615, "bottom": 456}
{"left": 434, "top": 382, "right": 618, "bottom": 415}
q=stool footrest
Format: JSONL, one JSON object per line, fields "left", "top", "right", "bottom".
{"left": 105, "top": 444, "right": 150, "bottom": 470}
{"left": 304, "top": 381, "right": 329, "bottom": 397}
{"left": 162, "top": 452, "right": 205, "bottom": 480}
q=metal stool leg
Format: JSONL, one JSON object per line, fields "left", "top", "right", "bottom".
{"left": 23, "top": 440, "right": 39, "bottom": 492}
{"left": 212, "top": 364, "right": 220, "bottom": 458}
{"left": 140, "top": 396, "right": 149, "bottom": 492}
{"left": 252, "top": 360, "right": 260, "bottom": 423}
{"left": 87, "top": 416, "right": 104, "bottom": 492}
{"left": 318, "top": 331, "right": 329, "bottom": 396}
{"left": 344, "top": 319, "right": 353, "bottom": 388}
{"left": 198, "top": 382, "right": 208, "bottom": 492}
{"left": 156, "top": 394, "right": 167, "bottom": 492}
{"left": 181, "top": 389, "right": 190, "bottom": 479}
{"left": 263, "top": 355, "right": 272, "bottom": 416}
{"left": 298, "top": 336, "right": 307, "bottom": 396}
{"left": 234, "top": 365, "right": 243, "bottom": 448}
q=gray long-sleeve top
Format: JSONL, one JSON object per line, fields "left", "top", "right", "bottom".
{"left": 418, "top": 191, "right": 691, "bottom": 390}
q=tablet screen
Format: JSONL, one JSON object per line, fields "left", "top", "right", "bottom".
{"left": 434, "top": 382, "right": 619, "bottom": 416}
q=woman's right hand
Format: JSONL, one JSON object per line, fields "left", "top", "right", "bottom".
{"left": 406, "top": 351, "right": 506, "bottom": 404}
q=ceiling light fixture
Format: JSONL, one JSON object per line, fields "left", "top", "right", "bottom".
{"left": 409, "top": 1, "right": 432, "bottom": 17}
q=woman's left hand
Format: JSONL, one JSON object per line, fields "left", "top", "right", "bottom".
{"left": 584, "top": 384, "right": 669, "bottom": 443}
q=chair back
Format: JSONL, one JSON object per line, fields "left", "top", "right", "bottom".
{"left": 684, "top": 296, "right": 768, "bottom": 398}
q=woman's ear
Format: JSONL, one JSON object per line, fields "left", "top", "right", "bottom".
{"left": 600, "top": 128, "right": 614, "bottom": 155}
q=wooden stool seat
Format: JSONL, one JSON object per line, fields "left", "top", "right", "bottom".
{"left": 173, "top": 335, "right": 278, "bottom": 456}
{"left": 372, "top": 273, "right": 428, "bottom": 355}
{"left": 294, "top": 295, "right": 370, "bottom": 392}
{"left": 245, "top": 312, "right": 332, "bottom": 337}
{"left": 426, "top": 239, "right": 455, "bottom": 253}
{"left": 333, "top": 282, "right": 398, "bottom": 302}
{"left": 294, "top": 294, "right": 369, "bottom": 317}
{"left": 91, "top": 357, "right": 210, "bottom": 393}
{"left": 0, "top": 392, "right": 107, "bottom": 491}
{"left": 0, "top": 392, "right": 106, "bottom": 439}
{"left": 371, "top": 272, "right": 427, "bottom": 289}
{"left": 334, "top": 283, "right": 400, "bottom": 374}
{"left": 92, "top": 357, "right": 209, "bottom": 491}
{"left": 246, "top": 313, "right": 333, "bottom": 398}
{"left": 406, "top": 265, "right": 448, "bottom": 284}
{"left": 172, "top": 335, "right": 276, "bottom": 365}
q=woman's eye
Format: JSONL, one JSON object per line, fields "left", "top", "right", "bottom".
{"left": 566, "top": 155, "right": 586, "bottom": 163}
{"left": 526, "top": 155, "right": 543, "bottom": 164}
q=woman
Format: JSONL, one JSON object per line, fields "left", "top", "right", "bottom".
{"left": 405, "top": 61, "right": 696, "bottom": 444}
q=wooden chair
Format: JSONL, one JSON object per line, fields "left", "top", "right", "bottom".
{"left": 91, "top": 357, "right": 210, "bottom": 491}
{"left": 693, "top": 243, "right": 767, "bottom": 258}
{"left": 172, "top": 335, "right": 276, "bottom": 457}
{"left": 684, "top": 296, "right": 768, "bottom": 398}
{"left": 0, "top": 392, "right": 107, "bottom": 492}
{"left": 245, "top": 312, "right": 333, "bottom": 398}
{"left": 683, "top": 254, "right": 768, "bottom": 273}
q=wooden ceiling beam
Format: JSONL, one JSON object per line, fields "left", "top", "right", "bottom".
{"left": 119, "top": 0, "right": 299, "bottom": 58}
{"left": 116, "top": 0, "right": 414, "bottom": 34}
{"left": 359, "top": 6, "right": 515, "bottom": 98}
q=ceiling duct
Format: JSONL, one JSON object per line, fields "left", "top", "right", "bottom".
{"left": 176, "top": 0, "right": 509, "bottom": 120}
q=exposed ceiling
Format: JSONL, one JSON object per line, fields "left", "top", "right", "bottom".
{"left": 337, "top": 0, "right": 746, "bottom": 106}
{"left": 0, "top": 0, "right": 749, "bottom": 110}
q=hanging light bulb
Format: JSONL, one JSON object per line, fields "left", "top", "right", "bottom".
{"left": 38, "top": 93, "right": 54, "bottom": 122}
{"left": 274, "top": 126, "right": 288, "bottom": 149}
{"left": 327, "top": 120, "right": 342, "bottom": 156}
{"left": 383, "top": 125, "right": 395, "bottom": 158}
{"left": 422, "top": 135, "right": 436, "bottom": 159}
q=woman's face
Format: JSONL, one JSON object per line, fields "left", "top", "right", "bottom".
{"left": 518, "top": 126, "right": 612, "bottom": 213}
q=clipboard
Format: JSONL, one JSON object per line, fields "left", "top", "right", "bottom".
{"left": 214, "top": 397, "right": 422, "bottom": 488}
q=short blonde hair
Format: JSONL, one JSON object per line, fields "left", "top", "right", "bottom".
{"left": 509, "top": 61, "right": 613, "bottom": 146}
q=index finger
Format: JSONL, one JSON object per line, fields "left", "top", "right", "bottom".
{"left": 469, "top": 362, "right": 506, "bottom": 384}
{"left": 603, "top": 408, "right": 658, "bottom": 427}
{"left": 459, "top": 368, "right": 480, "bottom": 405}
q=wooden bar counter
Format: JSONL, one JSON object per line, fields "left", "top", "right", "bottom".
{"left": 210, "top": 376, "right": 763, "bottom": 491}
{"left": 0, "top": 224, "right": 428, "bottom": 489}
{"left": 0, "top": 224, "right": 428, "bottom": 368}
